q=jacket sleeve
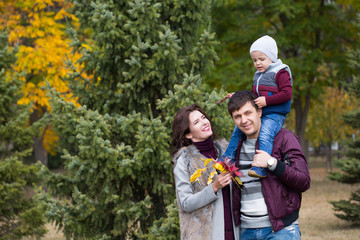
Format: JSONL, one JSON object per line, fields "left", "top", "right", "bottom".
{"left": 272, "top": 131, "right": 311, "bottom": 192}
{"left": 174, "top": 156, "right": 220, "bottom": 213}
{"left": 265, "top": 70, "right": 292, "bottom": 106}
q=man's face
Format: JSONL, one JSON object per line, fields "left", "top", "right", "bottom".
{"left": 231, "top": 102, "right": 262, "bottom": 139}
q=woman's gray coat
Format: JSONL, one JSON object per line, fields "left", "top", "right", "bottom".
{"left": 173, "top": 139, "right": 239, "bottom": 240}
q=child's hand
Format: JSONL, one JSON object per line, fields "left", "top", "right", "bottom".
{"left": 254, "top": 96, "right": 266, "bottom": 108}
{"left": 227, "top": 92, "right": 235, "bottom": 98}
{"left": 216, "top": 92, "right": 235, "bottom": 104}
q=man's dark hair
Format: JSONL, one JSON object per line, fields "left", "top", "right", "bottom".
{"left": 228, "top": 90, "right": 259, "bottom": 116}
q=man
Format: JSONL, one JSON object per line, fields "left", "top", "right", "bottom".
{"left": 228, "top": 90, "right": 310, "bottom": 239}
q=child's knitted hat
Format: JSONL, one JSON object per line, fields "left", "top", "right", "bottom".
{"left": 249, "top": 35, "right": 278, "bottom": 62}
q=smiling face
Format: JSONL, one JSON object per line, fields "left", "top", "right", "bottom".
{"left": 185, "top": 110, "right": 213, "bottom": 142}
{"left": 232, "top": 102, "right": 262, "bottom": 139}
{"left": 250, "top": 51, "right": 273, "bottom": 73}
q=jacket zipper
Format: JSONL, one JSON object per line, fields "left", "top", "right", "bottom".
{"left": 256, "top": 74, "right": 263, "bottom": 96}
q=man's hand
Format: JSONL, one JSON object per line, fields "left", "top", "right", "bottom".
{"left": 254, "top": 96, "right": 267, "bottom": 108}
{"left": 252, "top": 150, "right": 273, "bottom": 168}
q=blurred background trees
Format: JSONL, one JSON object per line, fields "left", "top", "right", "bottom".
{"left": 0, "top": 0, "right": 359, "bottom": 238}
{"left": 0, "top": 0, "right": 81, "bottom": 166}
{"left": 207, "top": 0, "right": 360, "bottom": 157}
{"left": 0, "top": 30, "right": 46, "bottom": 240}
{"left": 328, "top": 38, "right": 360, "bottom": 224}
{"left": 304, "top": 86, "right": 355, "bottom": 171}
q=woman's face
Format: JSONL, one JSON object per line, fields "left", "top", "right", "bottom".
{"left": 185, "top": 110, "right": 213, "bottom": 142}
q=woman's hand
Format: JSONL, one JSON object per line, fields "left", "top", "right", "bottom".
{"left": 212, "top": 173, "right": 232, "bottom": 193}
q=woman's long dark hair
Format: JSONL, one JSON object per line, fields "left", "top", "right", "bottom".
{"left": 172, "top": 104, "right": 213, "bottom": 156}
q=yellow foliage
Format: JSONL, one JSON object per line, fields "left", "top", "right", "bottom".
{"left": 191, "top": 158, "right": 220, "bottom": 185}
{"left": 234, "top": 176, "right": 243, "bottom": 187}
{"left": 190, "top": 168, "right": 206, "bottom": 183}
{"left": 214, "top": 162, "right": 226, "bottom": 173}
{"left": 0, "top": 0, "right": 83, "bottom": 108}
{"left": 306, "top": 85, "right": 358, "bottom": 147}
{"left": 0, "top": 0, "right": 85, "bottom": 155}
{"left": 201, "top": 157, "right": 213, "bottom": 167}
{"left": 207, "top": 171, "right": 217, "bottom": 185}
{"left": 43, "top": 126, "right": 59, "bottom": 156}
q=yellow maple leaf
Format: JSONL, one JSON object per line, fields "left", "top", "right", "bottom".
{"left": 190, "top": 168, "right": 205, "bottom": 182}
{"left": 214, "top": 162, "right": 226, "bottom": 173}
{"left": 201, "top": 158, "right": 213, "bottom": 167}
{"left": 234, "top": 176, "right": 243, "bottom": 186}
{"left": 207, "top": 171, "right": 217, "bottom": 185}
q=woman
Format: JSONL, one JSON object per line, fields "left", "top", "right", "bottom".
{"left": 172, "top": 104, "right": 239, "bottom": 240}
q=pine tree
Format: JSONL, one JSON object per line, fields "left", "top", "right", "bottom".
{"left": 328, "top": 44, "right": 360, "bottom": 223}
{"left": 0, "top": 31, "right": 46, "bottom": 239}
{"left": 37, "top": 1, "right": 232, "bottom": 239}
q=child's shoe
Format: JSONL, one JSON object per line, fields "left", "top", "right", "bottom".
{"left": 248, "top": 167, "right": 267, "bottom": 178}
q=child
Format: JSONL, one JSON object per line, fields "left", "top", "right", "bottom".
{"left": 223, "top": 35, "right": 292, "bottom": 178}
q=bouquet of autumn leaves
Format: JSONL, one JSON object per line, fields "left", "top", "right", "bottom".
{"left": 190, "top": 157, "right": 244, "bottom": 190}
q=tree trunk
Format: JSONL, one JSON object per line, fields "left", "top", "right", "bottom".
{"left": 326, "top": 142, "right": 333, "bottom": 172}
{"left": 294, "top": 90, "right": 311, "bottom": 159}
{"left": 303, "top": 139, "right": 309, "bottom": 165}
{"left": 33, "top": 136, "right": 48, "bottom": 166}
{"left": 30, "top": 108, "right": 48, "bottom": 166}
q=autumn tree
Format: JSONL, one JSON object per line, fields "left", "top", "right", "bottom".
{"left": 0, "top": 30, "right": 46, "bottom": 240}
{"left": 209, "top": 0, "right": 360, "bottom": 155}
{"left": 0, "top": 0, "right": 81, "bottom": 166}
{"left": 298, "top": 86, "right": 356, "bottom": 170}
{"left": 328, "top": 36, "right": 360, "bottom": 224}
{"left": 37, "top": 0, "right": 232, "bottom": 239}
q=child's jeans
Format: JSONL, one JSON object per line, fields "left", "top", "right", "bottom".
{"left": 223, "top": 113, "right": 286, "bottom": 160}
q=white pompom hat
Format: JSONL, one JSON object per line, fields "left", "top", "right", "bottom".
{"left": 249, "top": 35, "right": 278, "bottom": 62}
